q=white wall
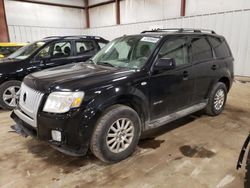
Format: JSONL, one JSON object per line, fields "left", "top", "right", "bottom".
{"left": 120, "top": 0, "right": 180, "bottom": 24}
{"left": 186, "top": 0, "right": 250, "bottom": 15}
{"left": 89, "top": 3, "right": 116, "bottom": 27}
{"left": 4, "top": 0, "right": 250, "bottom": 76}
{"left": 82, "top": 9, "right": 250, "bottom": 77}
{"left": 89, "top": 0, "right": 111, "bottom": 6}
{"left": 29, "top": 0, "right": 84, "bottom": 6}
{"left": 5, "top": 0, "right": 86, "bottom": 42}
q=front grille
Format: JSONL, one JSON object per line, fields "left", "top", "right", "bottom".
{"left": 18, "top": 83, "right": 44, "bottom": 127}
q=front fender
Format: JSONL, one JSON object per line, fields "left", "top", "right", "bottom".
{"left": 82, "top": 82, "right": 150, "bottom": 130}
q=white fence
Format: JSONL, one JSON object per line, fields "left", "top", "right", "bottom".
{"left": 8, "top": 9, "right": 250, "bottom": 76}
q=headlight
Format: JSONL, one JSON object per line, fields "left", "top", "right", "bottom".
{"left": 43, "top": 91, "right": 84, "bottom": 113}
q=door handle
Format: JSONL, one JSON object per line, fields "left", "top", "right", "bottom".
{"left": 211, "top": 64, "right": 218, "bottom": 70}
{"left": 183, "top": 71, "right": 189, "bottom": 80}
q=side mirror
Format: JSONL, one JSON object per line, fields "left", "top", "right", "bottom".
{"left": 154, "top": 57, "right": 176, "bottom": 71}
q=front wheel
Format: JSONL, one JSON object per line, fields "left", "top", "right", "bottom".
{"left": 90, "top": 104, "right": 141, "bottom": 163}
{"left": 205, "top": 82, "right": 227, "bottom": 116}
{"left": 0, "top": 80, "right": 21, "bottom": 110}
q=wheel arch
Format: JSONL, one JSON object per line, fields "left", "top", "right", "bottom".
{"left": 218, "top": 76, "right": 231, "bottom": 92}
{"left": 96, "top": 94, "right": 149, "bottom": 131}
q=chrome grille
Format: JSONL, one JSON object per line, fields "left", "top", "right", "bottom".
{"left": 16, "top": 83, "right": 44, "bottom": 128}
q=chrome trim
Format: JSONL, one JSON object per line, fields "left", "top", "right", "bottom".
{"left": 14, "top": 109, "right": 36, "bottom": 128}
{"left": 18, "top": 83, "right": 44, "bottom": 128}
{"left": 147, "top": 101, "right": 207, "bottom": 130}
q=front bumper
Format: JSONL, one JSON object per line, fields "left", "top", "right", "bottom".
{"left": 11, "top": 107, "right": 97, "bottom": 156}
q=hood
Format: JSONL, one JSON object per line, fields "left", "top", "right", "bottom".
{"left": 0, "top": 58, "right": 22, "bottom": 64}
{"left": 0, "top": 58, "right": 25, "bottom": 75}
{"left": 25, "top": 63, "right": 136, "bottom": 92}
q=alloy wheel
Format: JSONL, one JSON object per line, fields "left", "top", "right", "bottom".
{"left": 3, "top": 86, "right": 20, "bottom": 107}
{"left": 214, "top": 88, "right": 225, "bottom": 111}
{"left": 106, "top": 118, "right": 135, "bottom": 153}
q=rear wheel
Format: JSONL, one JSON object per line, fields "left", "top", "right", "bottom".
{"left": 205, "top": 82, "right": 227, "bottom": 116}
{"left": 0, "top": 80, "right": 21, "bottom": 110}
{"left": 90, "top": 104, "right": 141, "bottom": 163}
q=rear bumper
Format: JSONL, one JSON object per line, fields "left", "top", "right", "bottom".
{"left": 10, "top": 108, "right": 97, "bottom": 156}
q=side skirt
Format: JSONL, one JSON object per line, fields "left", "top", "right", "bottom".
{"left": 145, "top": 102, "right": 207, "bottom": 130}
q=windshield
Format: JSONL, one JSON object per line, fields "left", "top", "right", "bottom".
{"left": 91, "top": 36, "right": 160, "bottom": 69}
{"left": 8, "top": 41, "right": 46, "bottom": 60}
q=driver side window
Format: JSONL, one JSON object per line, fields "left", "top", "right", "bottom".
{"left": 159, "top": 38, "right": 189, "bottom": 66}
{"left": 52, "top": 41, "right": 72, "bottom": 58}
{"left": 36, "top": 45, "right": 51, "bottom": 60}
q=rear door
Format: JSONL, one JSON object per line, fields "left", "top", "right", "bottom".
{"left": 190, "top": 35, "right": 216, "bottom": 103}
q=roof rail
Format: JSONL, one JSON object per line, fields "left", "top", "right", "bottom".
{"left": 43, "top": 36, "right": 63, "bottom": 39}
{"left": 43, "top": 35, "right": 108, "bottom": 41}
{"left": 141, "top": 28, "right": 216, "bottom": 34}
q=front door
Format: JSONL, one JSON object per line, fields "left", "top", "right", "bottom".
{"left": 32, "top": 40, "right": 74, "bottom": 71}
{"left": 149, "top": 36, "right": 195, "bottom": 120}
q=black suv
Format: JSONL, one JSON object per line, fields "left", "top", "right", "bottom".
{"left": 11, "top": 28, "right": 234, "bottom": 163}
{"left": 0, "top": 36, "right": 108, "bottom": 110}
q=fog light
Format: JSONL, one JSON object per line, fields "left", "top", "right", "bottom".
{"left": 51, "top": 130, "right": 61, "bottom": 142}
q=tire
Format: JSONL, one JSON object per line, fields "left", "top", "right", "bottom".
{"left": 245, "top": 148, "right": 250, "bottom": 188}
{"left": 0, "top": 80, "right": 21, "bottom": 110}
{"left": 90, "top": 104, "right": 141, "bottom": 163}
{"left": 205, "top": 82, "right": 227, "bottom": 116}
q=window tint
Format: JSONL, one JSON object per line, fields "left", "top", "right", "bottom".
{"left": 0, "top": 46, "right": 21, "bottom": 56}
{"left": 76, "top": 41, "right": 95, "bottom": 55}
{"left": 191, "top": 37, "right": 213, "bottom": 62}
{"left": 37, "top": 45, "right": 50, "bottom": 59}
{"left": 159, "top": 38, "right": 189, "bottom": 66}
{"left": 52, "top": 41, "right": 71, "bottom": 58}
{"left": 208, "top": 37, "right": 231, "bottom": 58}
{"left": 98, "top": 42, "right": 107, "bottom": 49}
{"left": 92, "top": 36, "right": 158, "bottom": 69}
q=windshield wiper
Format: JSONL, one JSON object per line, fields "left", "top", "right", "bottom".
{"left": 97, "top": 61, "right": 115, "bottom": 67}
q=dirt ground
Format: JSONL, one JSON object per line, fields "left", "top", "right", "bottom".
{"left": 0, "top": 81, "right": 249, "bottom": 188}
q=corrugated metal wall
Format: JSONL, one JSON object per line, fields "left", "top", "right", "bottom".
{"left": 82, "top": 9, "right": 250, "bottom": 77}
{"left": 8, "top": 25, "right": 83, "bottom": 42}
{"left": 7, "top": 8, "right": 250, "bottom": 76}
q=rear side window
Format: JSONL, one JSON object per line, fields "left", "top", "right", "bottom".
{"left": 208, "top": 37, "right": 231, "bottom": 58}
{"left": 76, "top": 40, "right": 95, "bottom": 55}
{"left": 191, "top": 37, "right": 213, "bottom": 62}
{"left": 52, "top": 41, "right": 72, "bottom": 58}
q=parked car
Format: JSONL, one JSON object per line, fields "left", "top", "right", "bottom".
{"left": 0, "top": 42, "right": 27, "bottom": 58}
{"left": 11, "top": 28, "right": 234, "bottom": 163}
{"left": 237, "top": 133, "right": 250, "bottom": 188}
{"left": 0, "top": 36, "right": 109, "bottom": 110}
